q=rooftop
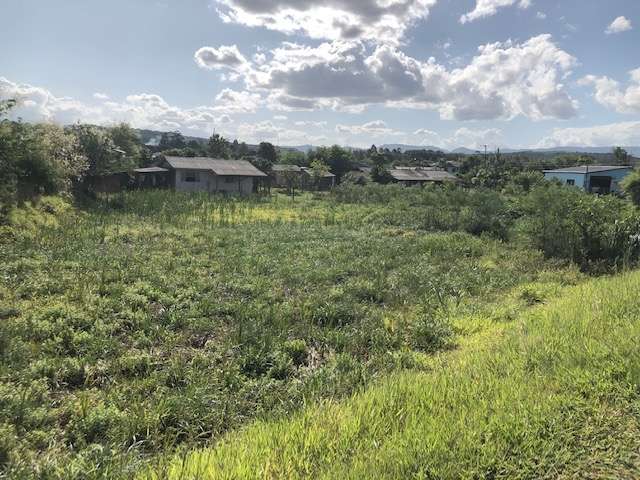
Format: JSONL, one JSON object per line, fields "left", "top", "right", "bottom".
{"left": 164, "top": 157, "right": 267, "bottom": 177}
{"left": 272, "top": 164, "right": 303, "bottom": 172}
{"left": 134, "top": 167, "right": 169, "bottom": 173}
{"left": 389, "top": 167, "right": 458, "bottom": 182}
{"left": 543, "top": 165, "right": 633, "bottom": 174}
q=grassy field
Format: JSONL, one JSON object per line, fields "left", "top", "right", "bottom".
{"left": 0, "top": 189, "right": 586, "bottom": 479}
{"left": 147, "top": 269, "right": 640, "bottom": 480}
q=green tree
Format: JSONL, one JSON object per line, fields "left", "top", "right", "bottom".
{"left": 258, "top": 142, "right": 278, "bottom": 165}
{"left": 208, "top": 133, "right": 231, "bottom": 159}
{"left": 309, "top": 159, "right": 330, "bottom": 190}
{"left": 70, "top": 125, "right": 120, "bottom": 175}
{"left": 614, "top": 147, "right": 630, "bottom": 165}
{"left": 159, "top": 131, "right": 186, "bottom": 151}
{"left": 370, "top": 153, "right": 393, "bottom": 184}
{"left": 621, "top": 170, "right": 640, "bottom": 206}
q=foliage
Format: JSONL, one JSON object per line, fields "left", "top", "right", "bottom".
{"left": 308, "top": 159, "right": 330, "bottom": 189}
{"left": 153, "top": 270, "right": 640, "bottom": 479}
{"left": 309, "top": 145, "right": 354, "bottom": 180}
{"left": 207, "top": 133, "right": 231, "bottom": 159}
{"left": 0, "top": 190, "right": 580, "bottom": 478}
{"left": 621, "top": 170, "right": 640, "bottom": 207}
{"left": 158, "top": 131, "right": 186, "bottom": 151}
{"left": 257, "top": 142, "right": 277, "bottom": 167}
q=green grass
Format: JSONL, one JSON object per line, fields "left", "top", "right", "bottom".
{"left": 0, "top": 190, "right": 584, "bottom": 478}
{"left": 148, "top": 270, "right": 640, "bottom": 479}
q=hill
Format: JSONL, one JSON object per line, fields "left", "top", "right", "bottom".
{"left": 148, "top": 269, "right": 640, "bottom": 479}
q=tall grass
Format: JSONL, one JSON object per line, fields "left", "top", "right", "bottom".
{"left": 149, "top": 270, "right": 640, "bottom": 479}
{"left": 0, "top": 191, "right": 582, "bottom": 479}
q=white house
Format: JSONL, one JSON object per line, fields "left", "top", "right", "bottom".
{"left": 162, "top": 156, "right": 267, "bottom": 195}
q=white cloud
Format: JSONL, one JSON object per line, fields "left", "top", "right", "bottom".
{"left": 537, "top": 121, "right": 640, "bottom": 148}
{"left": 606, "top": 16, "right": 632, "bottom": 34}
{"left": 93, "top": 92, "right": 110, "bottom": 100}
{"left": 215, "top": 0, "right": 437, "bottom": 43}
{"left": 236, "top": 34, "right": 577, "bottom": 121}
{"left": 580, "top": 68, "right": 640, "bottom": 114}
{"left": 273, "top": 114, "right": 288, "bottom": 121}
{"left": 194, "top": 45, "right": 249, "bottom": 70}
{"left": 213, "top": 88, "right": 262, "bottom": 113}
{"left": 233, "top": 120, "right": 327, "bottom": 145}
{"left": 536, "top": 11, "right": 546, "bottom": 20}
{"left": 460, "top": 0, "right": 531, "bottom": 24}
{"left": 335, "top": 120, "right": 403, "bottom": 136}
{"left": 0, "top": 77, "right": 235, "bottom": 137}
{"left": 412, "top": 127, "right": 504, "bottom": 150}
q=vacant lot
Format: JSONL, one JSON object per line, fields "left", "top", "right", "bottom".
{"left": 0, "top": 189, "right": 583, "bottom": 478}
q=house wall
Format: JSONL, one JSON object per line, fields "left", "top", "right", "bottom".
{"left": 173, "top": 169, "right": 255, "bottom": 195}
{"left": 544, "top": 168, "right": 632, "bottom": 192}
{"left": 544, "top": 172, "right": 586, "bottom": 188}
{"left": 596, "top": 168, "right": 632, "bottom": 193}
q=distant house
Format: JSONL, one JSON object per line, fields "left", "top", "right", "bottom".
{"left": 543, "top": 166, "right": 633, "bottom": 194}
{"left": 301, "top": 167, "right": 336, "bottom": 190}
{"left": 389, "top": 167, "right": 459, "bottom": 186}
{"left": 271, "top": 164, "right": 304, "bottom": 188}
{"left": 162, "top": 156, "right": 267, "bottom": 195}
{"left": 134, "top": 166, "right": 169, "bottom": 189}
{"left": 446, "top": 161, "right": 462, "bottom": 174}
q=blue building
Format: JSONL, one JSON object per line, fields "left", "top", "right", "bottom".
{"left": 543, "top": 166, "right": 633, "bottom": 194}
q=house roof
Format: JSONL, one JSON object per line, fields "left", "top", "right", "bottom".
{"left": 134, "top": 167, "right": 169, "bottom": 173}
{"left": 543, "top": 165, "right": 633, "bottom": 174}
{"left": 390, "top": 168, "right": 458, "bottom": 182}
{"left": 301, "top": 167, "right": 336, "bottom": 178}
{"left": 164, "top": 157, "right": 267, "bottom": 177}
{"left": 272, "top": 164, "right": 303, "bottom": 172}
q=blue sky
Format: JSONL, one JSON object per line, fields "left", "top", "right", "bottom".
{"left": 1, "top": 0, "right": 639, "bottom": 149}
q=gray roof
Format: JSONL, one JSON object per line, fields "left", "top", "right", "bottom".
{"left": 543, "top": 165, "right": 633, "bottom": 174}
{"left": 390, "top": 168, "right": 458, "bottom": 182}
{"left": 272, "top": 164, "right": 303, "bottom": 172}
{"left": 301, "top": 167, "right": 336, "bottom": 178}
{"left": 164, "top": 157, "right": 267, "bottom": 177}
{"left": 134, "top": 167, "right": 169, "bottom": 173}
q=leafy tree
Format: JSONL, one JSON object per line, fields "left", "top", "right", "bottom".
{"left": 70, "top": 125, "right": 121, "bottom": 175}
{"left": 159, "top": 131, "right": 186, "bottom": 151}
{"left": 370, "top": 154, "right": 393, "bottom": 184}
{"left": 208, "top": 133, "right": 231, "bottom": 159}
{"left": 258, "top": 142, "right": 278, "bottom": 165}
{"left": 621, "top": 170, "right": 640, "bottom": 206}
{"left": 310, "top": 145, "right": 353, "bottom": 180}
{"left": 614, "top": 147, "right": 630, "bottom": 165}
{"left": 309, "top": 159, "right": 330, "bottom": 190}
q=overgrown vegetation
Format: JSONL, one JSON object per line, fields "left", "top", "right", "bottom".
{"left": 0, "top": 187, "right": 593, "bottom": 479}
{"left": 151, "top": 268, "right": 640, "bottom": 479}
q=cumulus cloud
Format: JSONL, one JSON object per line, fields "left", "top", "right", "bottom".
{"left": 412, "top": 127, "right": 504, "bottom": 150}
{"left": 460, "top": 0, "right": 531, "bottom": 24}
{"left": 230, "top": 34, "right": 577, "bottom": 121}
{"left": 0, "top": 77, "right": 235, "bottom": 136}
{"left": 606, "top": 16, "right": 632, "bottom": 34}
{"left": 234, "top": 120, "right": 327, "bottom": 145}
{"left": 580, "top": 68, "right": 640, "bottom": 114}
{"left": 214, "top": 88, "right": 262, "bottom": 113}
{"left": 214, "top": 0, "right": 437, "bottom": 43}
{"left": 537, "top": 121, "right": 640, "bottom": 148}
{"left": 194, "top": 45, "right": 249, "bottom": 70}
{"left": 335, "top": 120, "right": 403, "bottom": 136}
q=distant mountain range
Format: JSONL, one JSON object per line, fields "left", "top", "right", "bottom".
{"left": 380, "top": 144, "right": 640, "bottom": 157}
{"left": 133, "top": 130, "right": 639, "bottom": 158}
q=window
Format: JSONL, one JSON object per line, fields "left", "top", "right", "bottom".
{"left": 224, "top": 177, "right": 236, "bottom": 184}
{"left": 566, "top": 179, "right": 575, "bottom": 186}
{"left": 182, "top": 171, "right": 200, "bottom": 183}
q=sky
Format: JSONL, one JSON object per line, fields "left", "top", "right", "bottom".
{"left": 1, "top": 0, "right": 639, "bottom": 150}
